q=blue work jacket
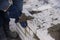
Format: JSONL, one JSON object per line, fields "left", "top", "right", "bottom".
{"left": 0, "top": 0, "right": 10, "bottom": 27}
{"left": 8, "top": 0, "right": 23, "bottom": 18}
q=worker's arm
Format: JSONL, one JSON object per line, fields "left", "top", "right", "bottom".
{"left": 13, "top": 0, "right": 23, "bottom": 11}
{"left": 2, "top": 0, "right": 13, "bottom": 12}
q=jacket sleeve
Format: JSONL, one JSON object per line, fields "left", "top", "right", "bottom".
{"left": 8, "top": 0, "right": 23, "bottom": 18}
{"left": 13, "top": 0, "right": 23, "bottom": 11}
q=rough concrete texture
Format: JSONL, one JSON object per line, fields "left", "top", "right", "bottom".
{"left": 10, "top": 0, "right": 60, "bottom": 40}
{"left": 22, "top": 0, "right": 60, "bottom": 40}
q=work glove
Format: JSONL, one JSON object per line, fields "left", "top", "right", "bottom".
{"left": 19, "top": 13, "right": 34, "bottom": 28}
{"left": 19, "top": 13, "right": 34, "bottom": 22}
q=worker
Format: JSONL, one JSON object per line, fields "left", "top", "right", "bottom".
{"left": 0, "top": 0, "right": 34, "bottom": 40}
{"left": 0, "top": 0, "right": 13, "bottom": 40}
{"left": 8, "top": 0, "right": 34, "bottom": 28}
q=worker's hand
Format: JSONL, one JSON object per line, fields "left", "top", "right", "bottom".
{"left": 19, "top": 14, "right": 27, "bottom": 22}
{"left": 19, "top": 14, "right": 34, "bottom": 22}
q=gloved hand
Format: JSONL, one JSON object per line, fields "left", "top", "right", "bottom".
{"left": 19, "top": 13, "right": 34, "bottom": 22}
{"left": 19, "top": 13, "right": 27, "bottom": 22}
{"left": 18, "top": 13, "right": 34, "bottom": 28}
